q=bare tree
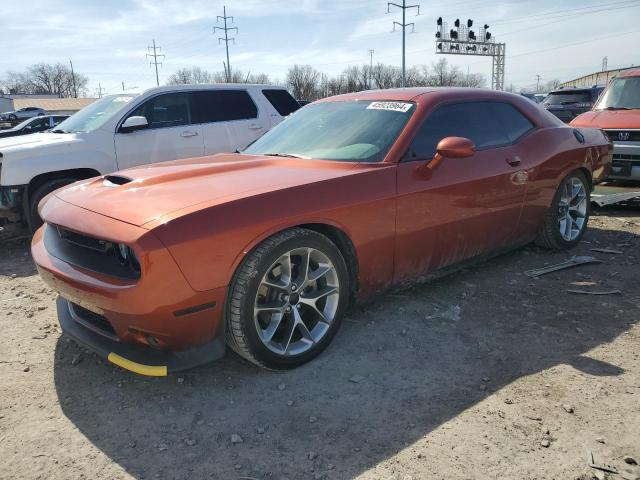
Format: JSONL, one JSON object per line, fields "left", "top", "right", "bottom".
{"left": 286, "top": 65, "right": 320, "bottom": 101}
{"left": 426, "top": 59, "right": 460, "bottom": 87}
{"left": 1, "top": 63, "right": 88, "bottom": 97}
{"left": 166, "top": 67, "right": 214, "bottom": 85}
{"left": 544, "top": 79, "right": 561, "bottom": 92}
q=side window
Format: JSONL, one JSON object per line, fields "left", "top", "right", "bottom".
{"left": 129, "top": 93, "right": 189, "bottom": 129}
{"left": 490, "top": 102, "right": 534, "bottom": 143}
{"left": 52, "top": 116, "right": 66, "bottom": 126}
{"left": 190, "top": 90, "right": 258, "bottom": 124}
{"left": 262, "top": 89, "right": 300, "bottom": 116}
{"left": 30, "top": 117, "right": 50, "bottom": 130}
{"left": 405, "top": 102, "right": 514, "bottom": 161}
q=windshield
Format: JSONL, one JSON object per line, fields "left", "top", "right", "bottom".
{"left": 243, "top": 100, "right": 415, "bottom": 162}
{"left": 13, "top": 118, "right": 37, "bottom": 130}
{"left": 595, "top": 77, "right": 640, "bottom": 110}
{"left": 543, "top": 91, "right": 592, "bottom": 105}
{"left": 54, "top": 95, "right": 136, "bottom": 133}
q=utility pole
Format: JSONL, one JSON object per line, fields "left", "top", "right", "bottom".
{"left": 95, "top": 83, "right": 105, "bottom": 98}
{"left": 368, "top": 49, "right": 374, "bottom": 89}
{"left": 214, "top": 6, "right": 238, "bottom": 83}
{"left": 69, "top": 59, "right": 78, "bottom": 98}
{"left": 536, "top": 74, "right": 541, "bottom": 92}
{"left": 388, "top": 0, "right": 420, "bottom": 88}
{"left": 146, "top": 39, "right": 164, "bottom": 86}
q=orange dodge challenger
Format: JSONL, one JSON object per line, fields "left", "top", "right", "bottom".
{"left": 31, "top": 88, "right": 612, "bottom": 376}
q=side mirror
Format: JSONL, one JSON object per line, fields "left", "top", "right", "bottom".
{"left": 120, "top": 116, "right": 148, "bottom": 133}
{"left": 419, "top": 137, "right": 476, "bottom": 174}
{"left": 436, "top": 136, "right": 476, "bottom": 158}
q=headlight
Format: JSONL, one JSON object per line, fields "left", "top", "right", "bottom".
{"left": 115, "top": 243, "right": 141, "bottom": 274}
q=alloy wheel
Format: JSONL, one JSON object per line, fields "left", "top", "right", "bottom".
{"left": 557, "top": 176, "right": 588, "bottom": 242}
{"left": 254, "top": 247, "right": 340, "bottom": 356}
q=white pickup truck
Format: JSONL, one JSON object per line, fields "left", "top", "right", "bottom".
{"left": 0, "top": 84, "right": 301, "bottom": 236}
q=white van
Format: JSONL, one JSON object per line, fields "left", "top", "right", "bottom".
{"left": 0, "top": 84, "right": 301, "bottom": 234}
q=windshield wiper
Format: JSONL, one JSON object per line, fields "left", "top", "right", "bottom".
{"left": 601, "top": 106, "right": 631, "bottom": 111}
{"left": 50, "top": 129, "right": 68, "bottom": 133}
{"left": 263, "top": 153, "right": 310, "bottom": 159}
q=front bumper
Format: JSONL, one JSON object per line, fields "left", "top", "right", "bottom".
{"left": 0, "top": 184, "right": 27, "bottom": 238}
{"left": 56, "top": 297, "right": 224, "bottom": 375}
{"left": 31, "top": 209, "right": 229, "bottom": 375}
{"left": 608, "top": 142, "right": 640, "bottom": 181}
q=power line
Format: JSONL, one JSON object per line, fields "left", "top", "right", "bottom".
{"left": 388, "top": 0, "right": 420, "bottom": 88}
{"left": 146, "top": 39, "right": 165, "bottom": 87}
{"left": 69, "top": 59, "right": 78, "bottom": 98}
{"left": 214, "top": 5, "right": 238, "bottom": 82}
{"left": 95, "top": 83, "right": 105, "bottom": 98}
{"left": 368, "top": 49, "right": 374, "bottom": 89}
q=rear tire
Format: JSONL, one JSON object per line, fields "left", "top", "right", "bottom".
{"left": 535, "top": 170, "right": 590, "bottom": 250}
{"left": 28, "top": 178, "right": 77, "bottom": 232}
{"left": 226, "top": 228, "right": 349, "bottom": 369}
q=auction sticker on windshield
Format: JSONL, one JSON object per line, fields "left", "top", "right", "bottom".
{"left": 366, "top": 101, "right": 413, "bottom": 112}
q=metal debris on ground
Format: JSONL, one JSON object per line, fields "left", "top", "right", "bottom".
{"left": 524, "top": 256, "right": 602, "bottom": 278}
{"left": 566, "top": 289, "right": 622, "bottom": 296}
{"left": 591, "top": 184, "right": 640, "bottom": 207}
{"left": 590, "top": 248, "right": 624, "bottom": 254}
{"left": 590, "top": 452, "right": 621, "bottom": 475}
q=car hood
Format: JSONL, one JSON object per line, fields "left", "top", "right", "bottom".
{"left": 0, "top": 131, "right": 80, "bottom": 153}
{"left": 54, "top": 154, "right": 362, "bottom": 227}
{"left": 570, "top": 109, "right": 640, "bottom": 129}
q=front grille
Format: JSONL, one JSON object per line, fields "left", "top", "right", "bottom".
{"left": 613, "top": 153, "right": 640, "bottom": 163}
{"left": 57, "top": 226, "right": 113, "bottom": 253}
{"left": 605, "top": 130, "right": 640, "bottom": 142}
{"left": 44, "top": 225, "right": 141, "bottom": 280}
{"left": 69, "top": 302, "right": 118, "bottom": 341}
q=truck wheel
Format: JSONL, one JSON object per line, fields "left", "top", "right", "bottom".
{"left": 535, "top": 170, "right": 590, "bottom": 250}
{"left": 226, "top": 228, "right": 350, "bottom": 370}
{"left": 28, "top": 178, "right": 77, "bottom": 232}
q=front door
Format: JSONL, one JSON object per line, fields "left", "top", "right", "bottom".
{"left": 115, "top": 92, "right": 204, "bottom": 170}
{"left": 394, "top": 100, "right": 535, "bottom": 284}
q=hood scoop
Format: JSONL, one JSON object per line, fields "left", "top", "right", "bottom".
{"left": 103, "top": 175, "right": 133, "bottom": 187}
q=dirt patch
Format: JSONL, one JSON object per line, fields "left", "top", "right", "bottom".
{"left": 1, "top": 208, "right": 639, "bottom": 480}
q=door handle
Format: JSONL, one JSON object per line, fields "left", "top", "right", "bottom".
{"left": 180, "top": 130, "right": 198, "bottom": 137}
{"left": 505, "top": 156, "right": 521, "bottom": 167}
{"left": 249, "top": 123, "right": 264, "bottom": 130}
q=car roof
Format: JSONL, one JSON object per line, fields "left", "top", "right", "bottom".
{"left": 314, "top": 87, "right": 525, "bottom": 103}
{"left": 548, "top": 87, "right": 602, "bottom": 94}
{"left": 141, "top": 83, "right": 288, "bottom": 96}
{"left": 618, "top": 68, "right": 640, "bottom": 78}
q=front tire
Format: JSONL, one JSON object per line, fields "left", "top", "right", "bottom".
{"left": 28, "top": 178, "right": 78, "bottom": 232}
{"left": 535, "top": 170, "right": 590, "bottom": 249}
{"left": 226, "top": 228, "right": 350, "bottom": 369}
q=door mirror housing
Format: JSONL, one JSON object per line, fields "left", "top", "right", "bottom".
{"left": 435, "top": 136, "right": 476, "bottom": 158}
{"left": 120, "top": 116, "right": 149, "bottom": 133}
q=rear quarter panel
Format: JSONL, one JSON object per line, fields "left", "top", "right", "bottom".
{"left": 517, "top": 125, "right": 611, "bottom": 238}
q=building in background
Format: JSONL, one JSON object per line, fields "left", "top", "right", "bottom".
{"left": 560, "top": 65, "right": 638, "bottom": 88}
{"left": 0, "top": 94, "right": 97, "bottom": 116}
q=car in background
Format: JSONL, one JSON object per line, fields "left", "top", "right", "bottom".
{"left": 571, "top": 69, "right": 640, "bottom": 181}
{"left": 519, "top": 92, "right": 539, "bottom": 103}
{"left": 0, "top": 84, "right": 300, "bottom": 235}
{"left": 31, "top": 88, "right": 611, "bottom": 376}
{"left": 542, "top": 86, "right": 604, "bottom": 123}
{"left": 0, "top": 115, "right": 69, "bottom": 138}
{"left": 0, "top": 107, "right": 47, "bottom": 121}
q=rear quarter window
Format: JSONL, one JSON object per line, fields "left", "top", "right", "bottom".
{"left": 262, "top": 89, "right": 300, "bottom": 116}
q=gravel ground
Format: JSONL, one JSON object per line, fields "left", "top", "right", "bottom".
{"left": 1, "top": 207, "right": 639, "bottom": 480}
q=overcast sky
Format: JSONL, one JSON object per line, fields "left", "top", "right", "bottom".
{"left": 2, "top": 0, "right": 639, "bottom": 95}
